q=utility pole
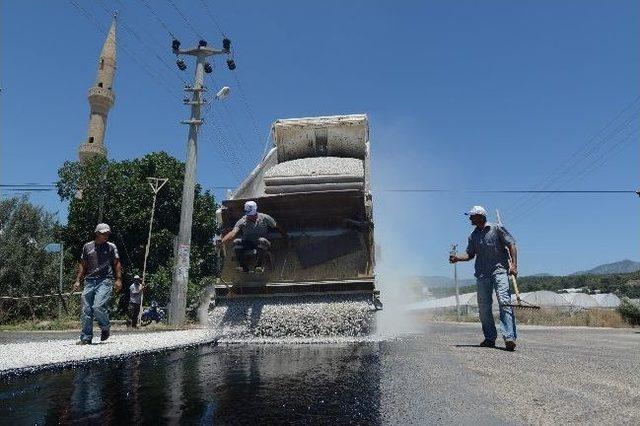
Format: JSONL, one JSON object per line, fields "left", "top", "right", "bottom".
{"left": 451, "top": 243, "right": 460, "bottom": 321}
{"left": 139, "top": 177, "right": 168, "bottom": 323}
{"left": 168, "top": 38, "right": 234, "bottom": 326}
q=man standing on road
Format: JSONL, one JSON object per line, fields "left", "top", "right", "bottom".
{"left": 449, "top": 206, "right": 518, "bottom": 351}
{"left": 74, "top": 223, "right": 122, "bottom": 344}
{"left": 128, "top": 275, "right": 145, "bottom": 328}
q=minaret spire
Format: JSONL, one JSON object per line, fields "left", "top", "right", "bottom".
{"left": 78, "top": 15, "right": 117, "bottom": 163}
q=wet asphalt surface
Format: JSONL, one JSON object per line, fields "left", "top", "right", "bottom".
{"left": 1, "top": 322, "right": 638, "bottom": 424}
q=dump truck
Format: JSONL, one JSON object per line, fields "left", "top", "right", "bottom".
{"left": 210, "top": 114, "right": 381, "bottom": 337}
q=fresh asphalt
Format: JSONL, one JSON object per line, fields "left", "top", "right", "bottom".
{"left": 1, "top": 322, "right": 638, "bottom": 424}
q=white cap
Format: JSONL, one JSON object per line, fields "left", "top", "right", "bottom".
{"left": 95, "top": 223, "right": 111, "bottom": 233}
{"left": 133, "top": 274, "right": 141, "bottom": 280}
{"left": 244, "top": 200, "right": 257, "bottom": 216}
{"left": 465, "top": 205, "right": 487, "bottom": 217}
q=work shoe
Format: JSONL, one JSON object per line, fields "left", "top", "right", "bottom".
{"left": 76, "top": 340, "right": 91, "bottom": 345}
{"left": 100, "top": 329, "right": 110, "bottom": 342}
{"left": 505, "top": 340, "right": 516, "bottom": 351}
{"left": 479, "top": 339, "right": 496, "bottom": 348}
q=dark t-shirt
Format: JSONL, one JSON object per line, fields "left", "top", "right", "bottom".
{"left": 466, "top": 222, "right": 516, "bottom": 278}
{"left": 81, "top": 241, "right": 119, "bottom": 279}
{"left": 233, "top": 213, "right": 277, "bottom": 243}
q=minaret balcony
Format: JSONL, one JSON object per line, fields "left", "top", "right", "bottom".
{"left": 87, "top": 86, "right": 115, "bottom": 109}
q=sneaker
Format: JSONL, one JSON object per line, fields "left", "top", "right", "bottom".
{"left": 255, "top": 266, "right": 265, "bottom": 273}
{"left": 100, "top": 329, "right": 110, "bottom": 342}
{"left": 76, "top": 340, "right": 91, "bottom": 345}
{"left": 505, "top": 340, "right": 516, "bottom": 351}
{"left": 479, "top": 339, "right": 496, "bottom": 348}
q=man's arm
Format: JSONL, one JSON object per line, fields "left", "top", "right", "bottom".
{"left": 220, "top": 227, "right": 239, "bottom": 244}
{"left": 113, "top": 258, "right": 122, "bottom": 291}
{"left": 450, "top": 236, "right": 475, "bottom": 263}
{"left": 498, "top": 225, "right": 518, "bottom": 276}
{"left": 449, "top": 252, "right": 475, "bottom": 263}
{"left": 73, "top": 261, "right": 86, "bottom": 290}
{"left": 507, "top": 243, "right": 518, "bottom": 276}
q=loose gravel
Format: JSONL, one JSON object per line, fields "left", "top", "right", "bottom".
{"left": 264, "top": 157, "right": 364, "bottom": 179}
{"left": 0, "top": 329, "right": 217, "bottom": 375}
{"left": 208, "top": 295, "right": 376, "bottom": 340}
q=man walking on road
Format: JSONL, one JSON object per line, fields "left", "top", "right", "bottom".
{"left": 74, "top": 223, "right": 122, "bottom": 344}
{"left": 449, "top": 206, "right": 518, "bottom": 351}
{"left": 129, "top": 275, "right": 145, "bottom": 328}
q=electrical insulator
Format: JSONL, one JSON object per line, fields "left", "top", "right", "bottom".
{"left": 204, "top": 62, "right": 213, "bottom": 74}
{"left": 183, "top": 97, "right": 190, "bottom": 103}
{"left": 226, "top": 58, "right": 236, "bottom": 70}
{"left": 198, "top": 39, "right": 208, "bottom": 47}
{"left": 176, "top": 59, "right": 187, "bottom": 71}
{"left": 172, "top": 39, "right": 181, "bottom": 52}
{"left": 222, "top": 38, "right": 231, "bottom": 51}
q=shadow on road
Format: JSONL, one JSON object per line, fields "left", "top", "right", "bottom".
{"left": 453, "top": 344, "right": 513, "bottom": 352}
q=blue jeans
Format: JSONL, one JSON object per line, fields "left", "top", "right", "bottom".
{"left": 80, "top": 277, "right": 113, "bottom": 342}
{"left": 477, "top": 270, "right": 517, "bottom": 342}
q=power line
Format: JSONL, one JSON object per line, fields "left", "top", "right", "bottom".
{"left": 506, "top": 126, "right": 640, "bottom": 225}
{"left": 198, "top": 0, "right": 226, "bottom": 37}
{"left": 166, "top": 0, "right": 204, "bottom": 39}
{"left": 381, "top": 189, "right": 637, "bottom": 194}
{"left": 96, "top": 0, "right": 187, "bottom": 85}
{"left": 67, "top": 0, "right": 179, "bottom": 98}
{"left": 506, "top": 117, "right": 640, "bottom": 221}
{"left": 137, "top": 0, "right": 177, "bottom": 39}
{"left": 230, "top": 70, "right": 264, "bottom": 153}
{"left": 503, "top": 97, "right": 640, "bottom": 218}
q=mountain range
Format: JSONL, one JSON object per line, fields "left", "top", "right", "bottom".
{"left": 416, "top": 259, "right": 640, "bottom": 288}
{"left": 571, "top": 259, "right": 640, "bottom": 276}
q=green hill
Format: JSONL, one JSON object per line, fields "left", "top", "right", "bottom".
{"left": 455, "top": 271, "right": 640, "bottom": 298}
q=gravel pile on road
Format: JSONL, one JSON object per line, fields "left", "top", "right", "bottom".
{"left": 264, "top": 157, "right": 364, "bottom": 179}
{"left": 0, "top": 329, "right": 217, "bottom": 375}
{"left": 208, "top": 295, "right": 376, "bottom": 340}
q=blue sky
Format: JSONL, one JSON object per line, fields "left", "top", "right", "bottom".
{"left": 1, "top": 0, "right": 638, "bottom": 278}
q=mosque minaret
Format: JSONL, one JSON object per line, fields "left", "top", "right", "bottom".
{"left": 78, "top": 16, "right": 116, "bottom": 163}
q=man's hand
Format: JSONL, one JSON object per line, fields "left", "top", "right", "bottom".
{"left": 73, "top": 281, "right": 81, "bottom": 291}
{"left": 508, "top": 265, "right": 518, "bottom": 276}
{"left": 449, "top": 255, "right": 458, "bottom": 264}
{"left": 114, "top": 279, "right": 122, "bottom": 292}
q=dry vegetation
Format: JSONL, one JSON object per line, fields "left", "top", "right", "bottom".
{"left": 420, "top": 308, "right": 632, "bottom": 328}
{"left": 514, "top": 308, "right": 628, "bottom": 328}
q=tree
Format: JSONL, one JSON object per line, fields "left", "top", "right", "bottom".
{"left": 57, "top": 152, "right": 219, "bottom": 315}
{"left": 0, "top": 197, "right": 61, "bottom": 322}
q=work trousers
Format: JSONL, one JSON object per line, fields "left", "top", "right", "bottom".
{"left": 129, "top": 302, "right": 141, "bottom": 328}
{"left": 476, "top": 269, "right": 517, "bottom": 342}
{"left": 233, "top": 238, "right": 270, "bottom": 271}
{"left": 80, "top": 277, "right": 113, "bottom": 342}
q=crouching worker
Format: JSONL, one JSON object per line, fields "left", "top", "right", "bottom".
{"left": 218, "top": 201, "right": 287, "bottom": 272}
{"left": 449, "top": 206, "right": 518, "bottom": 351}
{"left": 73, "top": 223, "right": 122, "bottom": 344}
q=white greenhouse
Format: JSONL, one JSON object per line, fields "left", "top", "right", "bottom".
{"left": 407, "top": 290, "right": 623, "bottom": 312}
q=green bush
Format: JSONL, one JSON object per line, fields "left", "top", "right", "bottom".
{"left": 617, "top": 298, "right": 640, "bottom": 326}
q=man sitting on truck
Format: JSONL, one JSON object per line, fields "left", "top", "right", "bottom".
{"left": 218, "top": 200, "right": 287, "bottom": 272}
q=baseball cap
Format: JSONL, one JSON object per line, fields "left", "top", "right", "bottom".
{"left": 95, "top": 223, "right": 111, "bottom": 233}
{"left": 464, "top": 205, "right": 487, "bottom": 217}
{"left": 244, "top": 201, "right": 258, "bottom": 216}
{"left": 133, "top": 274, "right": 141, "bottom": 280}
